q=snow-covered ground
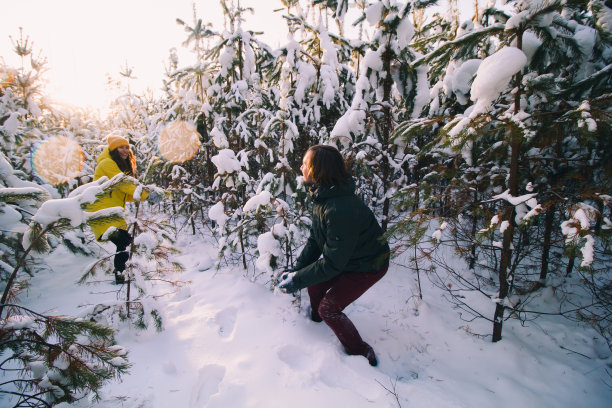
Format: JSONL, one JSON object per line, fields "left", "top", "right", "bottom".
{"left": 17, "top": 230, "right": 612, "bottom": 408}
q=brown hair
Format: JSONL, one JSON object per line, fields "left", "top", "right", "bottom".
{"left": 110, "top": 148, "right": 137, "bottom": 177}
{"left": 306, "top": 144, "right": 350, "bottom": 187}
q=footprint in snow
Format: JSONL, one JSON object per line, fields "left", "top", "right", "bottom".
{"left": 277, "top": 344, "right": 318, "bottom": 371}
{"left": 319, "top": 358, "right": 382, "bottom": 400}
{"left": 210, "top": 307, "right": 237, "bottom": 339}
{"left": 194, "top": 256, "right": 214, "bottom": 271}
{"left": 190, "top": 364, "right": 226, "bottom": 408}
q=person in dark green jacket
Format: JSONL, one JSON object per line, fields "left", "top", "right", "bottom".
{"left": 277, "top": 144, "right": 390, "bottom": 366}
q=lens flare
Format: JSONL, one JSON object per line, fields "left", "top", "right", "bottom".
{"left": 0, "top": 71, "right": 13, "bottom": 90}
{"left": 31, "top": 136, "right": 84, "bottom": 185}
{"left": 158, "top": 121, "right": 201, "bottom": 163}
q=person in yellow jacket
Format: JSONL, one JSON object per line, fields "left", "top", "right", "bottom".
{"left": 87, "top": 133, "right": 162, "bottom": 284}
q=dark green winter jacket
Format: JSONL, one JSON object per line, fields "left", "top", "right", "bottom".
{"left": 292, "top": 179, "right": 390, "bottom": 289}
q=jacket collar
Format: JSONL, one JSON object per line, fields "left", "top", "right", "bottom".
{"left": 308, "top": 178, "right": 355, "bottom": 202}
{"left": 96, "top": 147, "right": 111, "bottom": 164}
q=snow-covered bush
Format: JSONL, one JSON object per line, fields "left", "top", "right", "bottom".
{"left": 392, "top": 0, "right": 612, "bottom": 343}
{"left": 0, "top": 305, "right": 129, "bottom": 407}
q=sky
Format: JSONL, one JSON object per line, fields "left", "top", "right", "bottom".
{"left": 1, "top": 0, "right": 287, "bottom": 110}
{"left": 1, "top": 0, "right": 472, "bottom": 112}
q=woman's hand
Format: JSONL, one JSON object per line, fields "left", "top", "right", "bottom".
{"left": 276, "top": 271, "right": 297, "bottom": 294}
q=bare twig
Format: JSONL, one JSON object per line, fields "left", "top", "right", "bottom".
{"left": 376, "top": 377, "right": 403, "bottom": 408}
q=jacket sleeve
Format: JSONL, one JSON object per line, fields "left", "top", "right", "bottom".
{"left": 116, "top": 179, "right": 149, "bottom": 203}
{"left": 94, "top": 158, "right": 121, "bottom": 181}
{"left": 295, "top": 228, "right": 321, "bottom": 270}
{"left": 95, "top": 159, "right": 148, "bottom": 202}
{"left": 292, "top": 206, "right": 359, "bottom": 289}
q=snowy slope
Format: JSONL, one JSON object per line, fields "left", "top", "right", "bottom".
{"left": 15, "top": 232, "right": 612, "bottom": 408}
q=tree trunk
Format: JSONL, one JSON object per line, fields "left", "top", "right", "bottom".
{"left": 380, "top": 39, "right": 394, "bottom": 233}
{"left": 566, "top": 250, "right": 575, "bottom": 277}
{"left": 539, "top": 204, "right": 555, "bottom": 282}
{"left": 239, "top": 224, "right": 247, "bottom": 270}
{"left": 492, "top": 203, "right": 515, "bottom": 342}
{"left": 191, "top": 205, "right": 196, "bottom": 235}
{"left": 470, "top": 189, "right": 478, "bottom": 270}
{"left": 0, "top": 225, "right": 51, "bottom": 318}
{"left": 492, "top": 26, "right": 524, "bottom": 342}
{"left": 494, "top": 37, "right": 525, "bottom": 343}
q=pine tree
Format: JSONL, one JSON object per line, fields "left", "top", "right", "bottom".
{"left": 393, "top": 0, "right": 612, "bottom": 343}
{"left": 0, "top": 305, "right": 129, "bottom": 407}
{"left": 75, "top": 175, "right": 181, "bottom": 331}
{"left": 1, "top": 29, "right": 52, "bottom": 176}
{"left": 0, "top": 155, "right": 130, "bottom": 407}
{"left": 331, "top": 0, "right": 430, "bottom": 231}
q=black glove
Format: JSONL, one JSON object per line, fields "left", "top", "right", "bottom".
{"left": 277, "top": 271, "right": 298, "bottom": 294}
{"left": 274, "top": 267, "right": 295, "bottom": 285}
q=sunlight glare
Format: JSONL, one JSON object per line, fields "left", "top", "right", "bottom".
{"left": 31, "top": 136, "right": 84, "bottom": 185}
{"left": 158, "top": 121, "right": 201, "bottom": 163}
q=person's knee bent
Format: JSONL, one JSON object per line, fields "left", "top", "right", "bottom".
{"left": 318, "top": 297, "right": 341, "bottom": 321}
{"left": 109, "top": 229, "right": 132, "bottom": 250}
{"left": 114, "top": 250, "right": 129, "bottom": 272}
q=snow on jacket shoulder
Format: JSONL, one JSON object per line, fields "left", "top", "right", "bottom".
{"left": 86, "top": 148, "right": 147, "bottom": 240}
{"left": 292, "top": 179, "right": 390, "bottom": 289}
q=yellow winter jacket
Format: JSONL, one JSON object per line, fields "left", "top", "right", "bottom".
{"left": 86, "top": 148, "right": 148, "bottom": 240}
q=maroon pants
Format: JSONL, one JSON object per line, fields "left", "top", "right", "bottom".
{"left": 307, "top": 263, "right": 388, "bottom": 356}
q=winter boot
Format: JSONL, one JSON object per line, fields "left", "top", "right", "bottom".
{"left": 363, "top": 344, "right": 378, "bottom": 367}
{"left": 114, "top": 271, "right": 126, "bottom": 285}
{"left": 307, "top": 306, "right": 322, "bottom": 323}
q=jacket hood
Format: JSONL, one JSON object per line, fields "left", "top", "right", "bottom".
{"left": 96, "top": 147, "right": 111, "bottom": 164}
{"left": 309, "top": 178, "right": 355, "bottom": 201}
